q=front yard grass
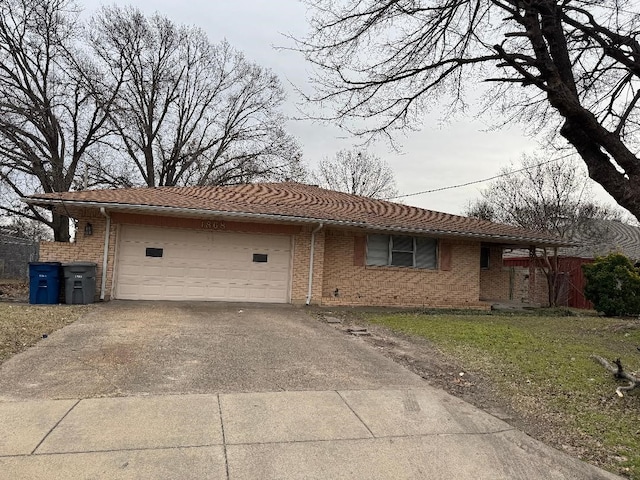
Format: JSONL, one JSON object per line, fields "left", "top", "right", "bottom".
{"left": 363, "top": 310, "right": 640, "bottom": 479}
{"left": 0, "top": 303, "right": 90, "bottom": 364}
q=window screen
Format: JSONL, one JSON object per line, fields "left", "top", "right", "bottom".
{"left": 416, "top": 238, "right": 437, "bottom": 269}
{"left": 366, "top": 235, "right": 389, "bottom": 266}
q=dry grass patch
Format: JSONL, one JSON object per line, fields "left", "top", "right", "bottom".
{"left": 0, "top": 303, "right": 90, "bottom": 364}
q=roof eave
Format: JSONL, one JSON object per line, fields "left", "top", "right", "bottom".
{"left": 22, "top": 197, "right": 566, "bottom": 247}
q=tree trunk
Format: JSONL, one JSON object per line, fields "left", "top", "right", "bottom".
{"left": 51, "top": 213, "right": 71, "bottom": 242}
{"left": 546, "top": 272, "right": 554, "bottom": 308}
{"left": 560, "top": 120, "right": 640, "bottom": 221}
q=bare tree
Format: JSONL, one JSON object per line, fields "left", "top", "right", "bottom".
{"left": 464, "top": 199, "right": 495, "bottom": 222}
{"left": 311, "top": 149, "right": 398, "bottom": 198}
{"left": 0, "top": 0, "right": 121, "bottom": 241}
{"left": 466, "top": 155, "right": 622, "bottom": 306}
{"left": 90, "top": 6, "right": 303, "bottom": 188}
{"left": 297, "top": 1, "right": 640, "bottom": 220}
{"left": 1, "top": 214, "right": 53, "bottom": 241}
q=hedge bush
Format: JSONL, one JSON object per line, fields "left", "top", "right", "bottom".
{"left": 582, "top": 253, "right": 640, "bottom": 316}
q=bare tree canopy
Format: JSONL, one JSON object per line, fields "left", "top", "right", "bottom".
{"left": 90, "top": 6, "right": 303, "bottom": 188}
{"left": 1, "top": 214, "right": 53, "bottom": 241}
{"left": 310, "top": 149, "right": 398, "bottom": 198}
{"left": 298, "top": 1, "right": 640, "bottom": 219}
{"left": 0, "top": 0, "right": 118, "bottom": 241}
{"left": 465, "top": 154, "right": 622, "bottom": 306}
{"left": 0, "top": 2, "right": 303, "bottom": 241}
{"left": 466, "top": 155, "right": 622, "bottom": 237}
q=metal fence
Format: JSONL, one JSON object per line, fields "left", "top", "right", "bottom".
{"left": 0, "top": 234, "right": 39, "bottom": 280}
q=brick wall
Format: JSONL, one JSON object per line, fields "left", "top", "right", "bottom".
{"left": 479, "top": 246, "right": 511, "bottom": 301}
{"left": 532, "top": 269, "right": 550, "bottom": 306}
{"left": 109, "top": 213, "right": 301, "bottom": 236}
{"left": 39, "top": 209, "right": 497, "bottom": 308}
{"left": 290, "top": 227, "right": 325, "bottom": 304}
{"left": 39, "top": 210, "right": 116, "bottom": 301}
{"left": 320, "top": 229, "right": 488, "bottom": 308}
{"left": 482, "top": 261, "right": 555, "bottom": 307}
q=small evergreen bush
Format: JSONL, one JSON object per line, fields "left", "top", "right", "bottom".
{"left": 582, "top": 253, "right": 640, "bottom": 316}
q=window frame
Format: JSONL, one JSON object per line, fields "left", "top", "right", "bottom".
{"left": 366, "top": 234, "right": 437, "bottom": 269}
{"left": 390, "top": 235, "right": 415, "bottom": 267}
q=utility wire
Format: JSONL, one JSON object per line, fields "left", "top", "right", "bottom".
{"left": 385, "top": 153, "right": 573, "bottom": 200}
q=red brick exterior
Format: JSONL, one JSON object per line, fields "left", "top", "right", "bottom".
{"left": 39, "top": 209, "right": 505, "bottom": 308}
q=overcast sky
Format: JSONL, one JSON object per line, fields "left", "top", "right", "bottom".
{"left": 80, "top": 0, "right": 619, "bottom": 216}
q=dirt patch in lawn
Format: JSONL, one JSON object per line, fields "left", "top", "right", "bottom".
{"left": 314, "top": 309, "right": 638, "bottom": 479}
{"left": 321, "top": 312, "right": 537, "bottom": 425}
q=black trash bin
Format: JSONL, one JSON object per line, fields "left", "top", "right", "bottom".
{"left": 29, "top": 262, "right": 62, "bottom": 304}
{"left": 62, "top": 262, "right": 97, "bottom": 304}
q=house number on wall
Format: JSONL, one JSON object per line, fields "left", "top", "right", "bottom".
{"left": 201, "top": 220, "right": 226, "bottom": 230}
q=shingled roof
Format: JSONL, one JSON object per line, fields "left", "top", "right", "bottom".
{"left": 24, "top": 182, "right": 565, "bottom": 246}
{"left": 561, "top": 220, "right": 640, "bottom": 259}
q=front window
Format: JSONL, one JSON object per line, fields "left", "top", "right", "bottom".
{"left": 366, "top": 234, "right": 437, "bottom": 269}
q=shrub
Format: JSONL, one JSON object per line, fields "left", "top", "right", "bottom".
{"left": 582, "top": 253, "right": 640, "bottom": 316}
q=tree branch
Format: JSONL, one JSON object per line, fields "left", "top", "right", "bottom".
{"left": 592, "top": 355, "right": 640, "bottom": 397}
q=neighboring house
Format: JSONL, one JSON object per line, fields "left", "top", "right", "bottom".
{"left": 23, "top": 182, "right": 565, "bottom": 308}
{"left": 0, "top": 228, "right": 39, "bottom": 279}
{"left": 504, "top": 220, "right": 640, "bottom": 309}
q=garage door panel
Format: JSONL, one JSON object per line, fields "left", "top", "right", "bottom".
{"left": 164, "top": 285, "right": 186, "bottom": 296}
{"left": 115, "top": 225, "right": 291, "bottom": 302}
{"left": 138, "top": 285, "right": 163, "bottom": 296}
{"left": 266, "top": 271, "right": 289, "bottom": 282}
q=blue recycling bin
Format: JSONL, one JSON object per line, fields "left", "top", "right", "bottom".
{"left": 29, "top": 262, "right": 62, "bottom": 304}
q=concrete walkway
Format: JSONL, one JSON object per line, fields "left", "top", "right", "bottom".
{"left": 0, "top": 388, "right": 621, "bottom": 479}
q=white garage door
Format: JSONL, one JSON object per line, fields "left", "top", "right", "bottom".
{"left": 114, "top": 225, "right": 292, "bottom": 303}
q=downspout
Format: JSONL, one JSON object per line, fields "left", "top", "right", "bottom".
{"left": 306, "top": 223, "right": 324, "bottom": 305}
{"left": 99, "top": 207, "right": 111, "bottom": 301}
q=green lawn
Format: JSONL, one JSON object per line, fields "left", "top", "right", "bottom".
{"left": 363, "top": 310, "right": 640, "bottom": 479}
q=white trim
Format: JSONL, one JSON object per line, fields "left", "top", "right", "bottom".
{"left": 110, "top": 224, "right": 122, "bottom": 300}
{"left": 99, "top": 208, "right": 111, "bottom": 300}
{"left": 306, "top": 223, "right": 324, "bottom": 305}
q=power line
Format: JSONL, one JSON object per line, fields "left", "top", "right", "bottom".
{"left": 385, "top": 153, "right": 573, "bottom": 200}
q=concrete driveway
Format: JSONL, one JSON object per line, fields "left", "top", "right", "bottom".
{"left": 0, "top": 302, "right": 622, "bottom": 479}
{"left": 0, "top": 301, "right": 424, "bottom": 400}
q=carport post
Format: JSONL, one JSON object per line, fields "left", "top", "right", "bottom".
{"left": 306, "top": 223, "right": 324, "bottom": 305}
